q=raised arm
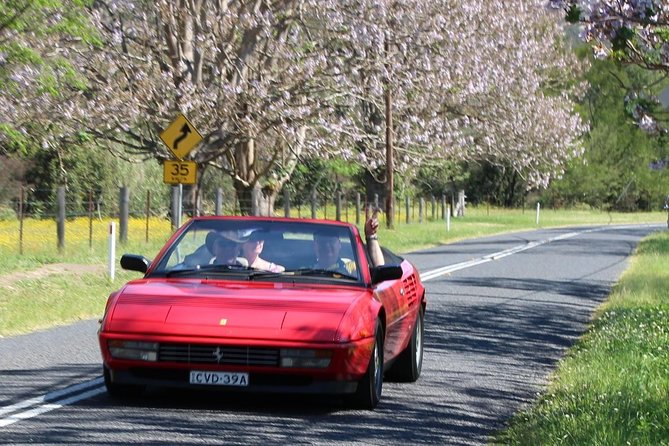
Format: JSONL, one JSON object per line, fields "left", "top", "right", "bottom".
{"left": 364, "top": 215, "right": 385, "bottom": 267}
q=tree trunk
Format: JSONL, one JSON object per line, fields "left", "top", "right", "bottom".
{"left": 234, "top": 181, "right": 278, "bottom": 216}
{"left": 232, "top": 136, "right": 279, "bottom": 216}
{"left": 233, "top": 138, "right": 257, "bottom": 215}
{"left": 505, "top": 171, "right": 518, "bottom": 207}
{"left": 228, "top": 127, "right": 300, "bottom": 216}
{"left": 363, "top": 170, "right": 385, "bottom": 208}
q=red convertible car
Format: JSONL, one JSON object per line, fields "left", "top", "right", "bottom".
{"left": 98, "top": 216, "right": 426, "bottom": 409}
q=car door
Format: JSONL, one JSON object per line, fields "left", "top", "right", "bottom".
{"left": 372, "top": 261, "right": 420, "bottom": 362}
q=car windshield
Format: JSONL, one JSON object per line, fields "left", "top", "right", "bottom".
{"left": 151, "top": 219, "right": 362, "bottom": 283}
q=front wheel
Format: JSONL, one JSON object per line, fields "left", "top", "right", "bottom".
{"left": 387, "top": 305, "right": 424, "bottom": 382}
{"left": 348, "top": 321, "right": 384, "bottom": 409}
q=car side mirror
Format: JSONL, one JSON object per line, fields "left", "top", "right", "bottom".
{"left": 370, "top": 265, "right": 403, "bottom": 285}
{"left": 120, "top": 254, "right": 151, "bottom": 273}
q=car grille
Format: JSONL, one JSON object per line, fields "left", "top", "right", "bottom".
{"left": 158, "top": 344, "right": 280, "bottom": 367}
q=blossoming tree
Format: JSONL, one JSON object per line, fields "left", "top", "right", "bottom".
{"left": 3, "top": 0, "right": 586, "bottom": 215}
{"left": 0, "top": 1, "right": 96, "bottom": 158}
{"left": 555, "top": 0, "right": 669, "bottom": 132}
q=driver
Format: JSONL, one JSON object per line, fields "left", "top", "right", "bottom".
{"left": 206, "top": 231, "right": 249, "bottom": 266}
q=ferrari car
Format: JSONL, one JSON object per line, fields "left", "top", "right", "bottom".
{"left": 98, "top": 216, "right": 426, "bottom": 409}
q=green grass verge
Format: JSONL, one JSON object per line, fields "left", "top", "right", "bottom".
{"left": 0, "top": 271, "right": 141, "bottom": 336}
{"left": 376, "top": 207, "right": 665, "bottom": 254}
{"left": 494, "top": 231, "right": 669, "bottom": 446}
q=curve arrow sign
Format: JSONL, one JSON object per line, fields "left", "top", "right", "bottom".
{"left": 173, "top": 124, "right": 191, "bottom": 151}
{"left": 159, "top": 113, "right": 203, "bottom": 160}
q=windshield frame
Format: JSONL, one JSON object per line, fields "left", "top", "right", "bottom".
{"left": 148, "top": 218, "right": 365, "bottom": 285}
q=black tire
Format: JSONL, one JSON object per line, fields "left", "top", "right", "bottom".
{"left": 103, "top": 365, "right": 145, "bottom": 398}
{"left": 348, "top": 321, "right": 384, "bottom": 409}
{"left": 386, "top": 305, "right": 424, "bottom": 382}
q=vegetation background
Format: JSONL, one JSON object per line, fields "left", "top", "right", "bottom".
{"left": 3, "top": 51, "right": 669, "bottom": 220}
{"left": 1, "top": 3, "right": 669, "bottom": 221}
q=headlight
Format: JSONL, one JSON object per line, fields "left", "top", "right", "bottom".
{"left": 280, "top": 349, "right": 332, "bottom": 368}
{"left": 108, "top": 340, "right": 159, "bottom": 362}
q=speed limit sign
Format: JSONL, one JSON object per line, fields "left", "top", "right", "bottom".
{"left": 163, "top": 160, "right": 197, "bottom": 185}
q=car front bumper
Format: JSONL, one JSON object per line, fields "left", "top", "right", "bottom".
{"left": 105, "top": 365, "right": 359, "bottom": 394}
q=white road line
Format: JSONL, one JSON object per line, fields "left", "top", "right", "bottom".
{"left": 0, "top": 396, "right": 47, "bottom": 418}
{"left": 0, "top": 377, "right": 104, "bottom": 428}
{"left": 420, "top": 258, "right": 492, "bottom": 282}
{"left": 419, "top": 227, "right": 606, "bottom": 282}
{"left": 0, "top": 387, "right": 105, "bottom": 428}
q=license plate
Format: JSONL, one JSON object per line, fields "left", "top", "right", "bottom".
{"left": 189, "top": 370, "right": 249, "bottom": 387}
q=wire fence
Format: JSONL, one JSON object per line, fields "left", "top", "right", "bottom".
{"left": 0, "top": 185, "right": 463, "bottom": 257}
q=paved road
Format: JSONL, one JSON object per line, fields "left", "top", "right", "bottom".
{"left": 0, "top": 224, "right": 661, "bottom": 445}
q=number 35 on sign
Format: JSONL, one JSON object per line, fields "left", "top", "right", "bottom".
{"left": 163, "top": 160, "right": 197, "bottom": 185}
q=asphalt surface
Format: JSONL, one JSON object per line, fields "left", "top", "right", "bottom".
{"left": 0, "top": 224, "right": 662, "bottom": 445}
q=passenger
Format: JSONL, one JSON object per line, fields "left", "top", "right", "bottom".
{"left": 312, "top": 216, "right": 383, "bottom": 276}
{"left": 206, "top": 231, "right": 249, "bottom": 266}
{"left": 241, "top": 231, "right": 285, "bottom": 272}
{"left": 313, "top": 226, "right": 356, "bottom": 275}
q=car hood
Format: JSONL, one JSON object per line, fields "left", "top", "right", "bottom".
{"left": 105, "top": 279, "right": 369, "bottom": 343}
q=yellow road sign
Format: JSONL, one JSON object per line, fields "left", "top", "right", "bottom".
{"left": 163, "top": 160, "right": 197, "bottom": 185}
{"left": 159, "top": 114, "right": 203, "bottom": 160}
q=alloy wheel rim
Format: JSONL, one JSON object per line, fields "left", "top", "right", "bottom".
{"left": 373, "top": 341, "right": 382, "bottom": 397}
{"left": 415, "top": 315, "right": 423, "bottom": 367}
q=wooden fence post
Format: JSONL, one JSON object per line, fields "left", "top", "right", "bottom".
{"left": 119, "top": 186, "right": 129, "bottom": 244}
{"left": 57, "top": 186, "right": 65, "bottom": 252}
{"left": 284, "top": 189, "right": 291, "bottom": 218}
{"left": 88, "top": 190, "right": 94, "bottom": 249}
{"left": 405, "top": 196, "right": 411, "bottom": 224}
{"left": 336, "top": 191, "right": 342, "bottom": 221}
{"left": 19, "top": 185, "right": 24, "bottom": 255}
{"left": 145, "top": 190, "right": 151, "bottom": 243}
{"left": 355, "top": 193, "right": 361, "bottom": 225}
{"left": 311, "top": 190, "right": 317, "bottom": 219}
{"left": 441, "top": 194, "right": 447, "bottom": 219}
{"left": 344, "top": 194, "right": 349, "bottom": 222}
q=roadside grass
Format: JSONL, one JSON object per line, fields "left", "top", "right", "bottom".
{"left": 0, "top": 217, "right": 173, "bottom": 274}
{"left": 494, "top": 231, "right": 669, "bottom": 446}
{"left": 0, "top": 271, "right": 139, "bottom": 336}
{"left": 377, "top": 207, "right": 665, "bottom": 254}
